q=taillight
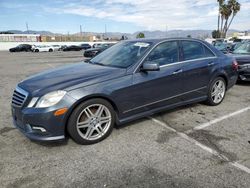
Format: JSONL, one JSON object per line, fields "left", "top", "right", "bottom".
{"left": 232, "top": 60, "right": 238, "bottom": 70}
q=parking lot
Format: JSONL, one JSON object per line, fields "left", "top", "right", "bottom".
{"left": 0, "top": 51, "right": 250, "bottom": 188}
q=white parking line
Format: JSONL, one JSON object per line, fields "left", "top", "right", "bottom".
{"left": 186, "top": 106, "right": 250, "bottom": 133}
{"left": 150, "top": 117, "right": 250, "bottom": 175}
{"left": 231, "top": 162, "right": 250, "bottom": 174}
{"left": 47, "top": 63, "right": 55, "bottom": 68}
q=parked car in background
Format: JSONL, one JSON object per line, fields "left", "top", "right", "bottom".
{"left": 9, "top": 44, "right": 32, "bottom": 52}
{"left": 214, "top": 42, "right": 230, "bottom": 54}
{"left": 58, "top": 45, "right": 67, "bottom": 51}
{"left": 229, "top": 42, "right": 242, "bottom": 52}
{"left": 33, "top": 45, "right": 54, "bottom": 52}
{"left": 63, "top": 45, "right": 83, "bottom": 51}
{"left": 92, "top": 43, "right": 102, "bottom": 48}
{"left": 51, "top": 45, "right": 61, "bottom": 51}
{"left": 80, "top": 43, "right": 91, "bottom": 50}
{"left": 212, "top": 38, "right": 228, "bottom": 46}
{"left": 84, "top": 43, "right": 114, "bottom": 58}
{"left": 11, "top": 38, "right": 238, "bottom": 145}
{"left": 231, "top": 42, "right": 250, "bottom": 81}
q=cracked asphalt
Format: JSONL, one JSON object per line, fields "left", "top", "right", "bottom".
{"left": 0, "top": 51, "right": 250, "bottom": 188}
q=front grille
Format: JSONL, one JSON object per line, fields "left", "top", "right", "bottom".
{"left": 12, "top": 87, "right": 28, "bottom": 107}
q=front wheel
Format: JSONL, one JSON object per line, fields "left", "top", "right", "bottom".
{"left": 206, "top": 77, "right": 226, "bottom": 106}
{"left": 67, "top": 99, "right": 115, "bottom": 145}
{"left": 49, "top": 49, "right": 53, "bottom": 52}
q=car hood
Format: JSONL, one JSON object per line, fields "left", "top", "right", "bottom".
{"left": 230, "top": 54, "right": 250, "bottom": 65}
{"left": 19, "top": 62, "right": 126, "bottom": 96}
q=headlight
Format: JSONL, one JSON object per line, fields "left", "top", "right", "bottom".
{"left": 34, "top": 90, "right": 66, "bottom": 108}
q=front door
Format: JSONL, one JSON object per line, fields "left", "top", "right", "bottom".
{"left": 121, "top": 41, "right": 185, "bottom": 116}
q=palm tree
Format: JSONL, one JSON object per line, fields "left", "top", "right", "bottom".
{"left": 217, "top": 0, "right": 241, "bottom": 38}
{"left": 225, "top": 0, "right": 241, "bottom": 35}
{"left": 217, "top": 0, "right": 225, "bottom": 37}
{"left": 221, "top": 4, "right": 232, "bottom": 38}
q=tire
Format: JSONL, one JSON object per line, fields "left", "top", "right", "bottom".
{"left": 67, "top": 98, "right": 115, "bottom": 145}
{"left": 49, "top": 49, "right": 53, "bottom": 52}
{"left": 206, "top": 77, "right": 226, "bottom": 106}
{"left": 35, "top": 49, "right": 39, "bottom": 52}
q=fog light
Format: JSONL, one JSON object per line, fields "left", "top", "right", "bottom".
{"left": 32, "top": 126, "right": 47, "bottom": 132}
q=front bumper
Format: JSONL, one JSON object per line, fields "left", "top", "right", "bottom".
{"left": 11, "top": 94, "right": 76, "bottom": 142}
{"left": 13, "top": 119, "right": 65, "bottom": 141}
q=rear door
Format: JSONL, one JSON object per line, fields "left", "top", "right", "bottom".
{"left": 180, "top": 40, "right": 218, "bottom": 100}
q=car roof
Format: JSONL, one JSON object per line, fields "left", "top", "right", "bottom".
{"left": 124, "top": 37, "right": 223, "bottom": 57}
{"left": 125, "top": 38, "right": 207, "bottom": 44}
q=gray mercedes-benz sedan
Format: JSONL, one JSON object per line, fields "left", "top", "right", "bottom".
{"left": 11, "top": 38, "right": 238, "bottom": 144}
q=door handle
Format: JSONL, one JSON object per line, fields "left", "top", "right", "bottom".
{"left": 208, "top": 62, "right": 215, "bottom": 66}
{"left": 172, "top": 69, "right": 183, "bottom": 75}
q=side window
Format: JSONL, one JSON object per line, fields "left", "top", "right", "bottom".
{"left": 146, "top": 41, "right": 179, "bottom": 66}
{"left": 182, "top": 41, "right": 204, "bottom": 61}
{"left": 204, "top": 45, "right": 215, "bottom": 57}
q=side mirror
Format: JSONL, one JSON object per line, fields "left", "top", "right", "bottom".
{"left": 141, "top": 63, "right": 160, "bottom": 72}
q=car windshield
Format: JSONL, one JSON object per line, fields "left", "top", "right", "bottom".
{"left": 90, "top": 41, "right": 153, "bottom": 68}
{"left": 214, "top": 43, "right": 227, "bottom": 50}
{"left": 233, "top": 43, "right": 250, "bottom": 54}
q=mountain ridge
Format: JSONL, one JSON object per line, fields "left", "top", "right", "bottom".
{"left": 1, "top": 29, "right": 248, "bottom": 39}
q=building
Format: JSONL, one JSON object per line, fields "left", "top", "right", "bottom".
{"left": 0, "top": 34, "right": 41, "bottom": 42}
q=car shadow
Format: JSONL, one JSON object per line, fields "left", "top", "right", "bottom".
{"left": 236, "top": 80, "right": 250, "bottom": 86}
{"left": 115, "top": 103, "right": 199, "bottom": 130}
{"left": 115, "top": 118, "right": 148, "bottom": 129}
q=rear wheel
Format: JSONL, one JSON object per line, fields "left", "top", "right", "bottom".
{"left": 35, "top": 49, "right": 39, "bottom": 52}
{"left": 49, "top": 49, "right": 53, "bottom": 52}
{"left": 67, "top": 98, "right": 115, "bottom": 145}
{"left": 206, "top": 77, "right": 226, "bottom": 106}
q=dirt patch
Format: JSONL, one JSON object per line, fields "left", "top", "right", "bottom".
{"left": 0, "top": 127, "right": 16, "bottom": 135}
{"left": 188, "top": 130, "right": 238, "bottom": 162}
{"left": 156, "top": 131, "right": 177, "bottom": 144}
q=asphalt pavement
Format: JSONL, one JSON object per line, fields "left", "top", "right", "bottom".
{"left": 0, "top": 51, "right": 249, "bottom": 188}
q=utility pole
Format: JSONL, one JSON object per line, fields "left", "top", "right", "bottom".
{"left": 105, "top": 24, "right": 107, "bottom": 39}
{"left": 165, "top": 25, "right": 168, "bottom": 38}
{"left": 26, "top": 22, "right": 29, "bottom": 34}
{"left": 80, "top": 25, "right": 83, "bottom": 37}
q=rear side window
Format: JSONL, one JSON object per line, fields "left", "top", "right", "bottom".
{"left": 182, "top": 41, "right": 204, "bottom": 61}
{"left": 146, "top": 41, "right": 179, "bottom": 66}
{"left": 204, "top": 46, "right": 215, "bottom": 57}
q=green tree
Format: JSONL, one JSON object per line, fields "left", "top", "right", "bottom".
{"left": 136, "top": 32, "right": 145, "bottom": 38}
{"left": 212, "top": 30, "right": 221, "bottom": 39}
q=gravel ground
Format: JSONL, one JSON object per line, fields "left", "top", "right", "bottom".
{"left": 0, "top": 51, "right": 250, "bottom": 188}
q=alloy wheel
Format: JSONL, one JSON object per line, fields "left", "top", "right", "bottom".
{"left": 76, "top": 104, "right": 112, "bottom": 141}
{"left": 211, "top": 80, "right": 226, "bottom": 104}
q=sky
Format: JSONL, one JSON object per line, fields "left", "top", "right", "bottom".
{"left": 0, "top": 0, "right": 249, "bottom": 34}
